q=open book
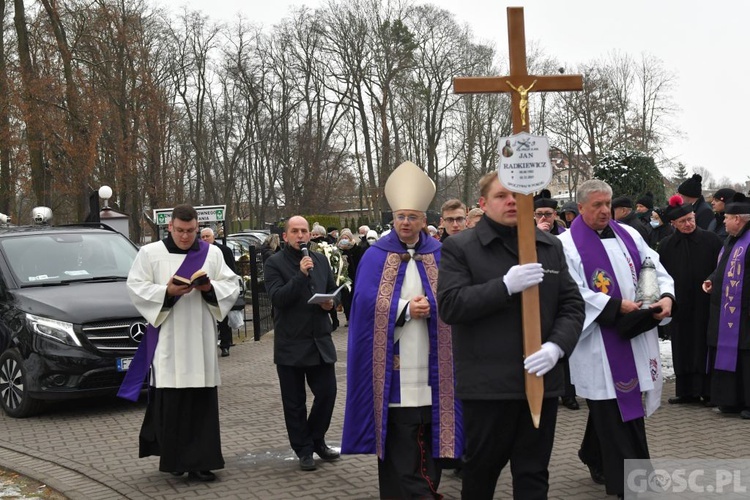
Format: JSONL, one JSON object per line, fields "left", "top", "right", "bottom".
{"left": 307, "top": 284, "right": 347, "bottom": 304}
{"left": 172, "top": 269, "right": 209, "bottom": 287}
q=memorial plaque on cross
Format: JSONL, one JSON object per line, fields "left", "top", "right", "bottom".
{"left": 453, "top": 7, "right": 583, "bottom": 428}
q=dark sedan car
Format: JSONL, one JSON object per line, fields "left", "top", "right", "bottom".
{"left": 0, "top": 222, "right": 146, "bottom": 417}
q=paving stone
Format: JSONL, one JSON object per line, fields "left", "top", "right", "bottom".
{"left": 1, "top": 324, "right": 749, "bottom": 499}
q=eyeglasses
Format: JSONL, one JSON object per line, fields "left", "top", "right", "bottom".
{"left": 673, "top": 217, "right": 696, "bottom": 226}
{"left": 173, "top": 227, "right": 197, "bottom": 235}
{"left": 444, "top": 217, "right": 466, "bottom": 224}
{"left": 395, "top": 214, "right": 421, "bottom": 223}
{"left": 534, "top": 212, "right": 555, "bottom": 218}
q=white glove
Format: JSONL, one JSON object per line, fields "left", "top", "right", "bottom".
{"left": 503, "top": 263, "right": 544, "bottom": 295}
{"left": 524, "top": 342, "right": 564, "bottom": 377}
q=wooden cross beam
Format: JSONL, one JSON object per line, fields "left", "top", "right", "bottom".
{"left": 453, "top": 7, "right": 583, "bottom": 428}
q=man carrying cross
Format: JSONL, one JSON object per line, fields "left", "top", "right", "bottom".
{"left": 438, "top": 172, "right": 584, "bottom": 499}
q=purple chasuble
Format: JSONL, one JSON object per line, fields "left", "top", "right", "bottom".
{"left": 715, "top": 229, "right": 750, "bottom": 372}
{"left": 117, "top": 240, "right": 210, "bottom": 401}
{"left": 341, "top": 230, "right": 463, "bottom": 460}
{"left": 570, "top": 218, "right": 645, "bottom": 422}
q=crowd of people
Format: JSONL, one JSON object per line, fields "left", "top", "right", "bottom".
{"left": 118, "top": 166, "right": 750, "bottom": 499}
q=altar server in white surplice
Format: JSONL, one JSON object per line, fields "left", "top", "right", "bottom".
{"left": 558, "top": 180, "right": 674, "bottom": 498}
{"left": 125, "top": 204, "right": 238, "bottom": 482}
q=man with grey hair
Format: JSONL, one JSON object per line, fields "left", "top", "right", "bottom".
{"left": 558, "top": 179, "right": 675, "bottom": 498}
{"left": 703, "top": 193, "right": 750, "bottom": 419}
{"left": 201, "top": 228, "right": 238, "bottom": 357}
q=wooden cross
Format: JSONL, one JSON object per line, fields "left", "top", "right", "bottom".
{"left": 453, "top": 7, "right": 583, "bottom": 428}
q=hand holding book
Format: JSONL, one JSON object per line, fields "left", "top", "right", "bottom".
{"left": 171, "top": 269, "right": 210, "bottom": 288}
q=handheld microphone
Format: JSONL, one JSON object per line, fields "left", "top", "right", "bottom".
{"left": 299, "top": 242, "right": 313, "bottom": 270}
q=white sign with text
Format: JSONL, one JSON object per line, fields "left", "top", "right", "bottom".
{"left": 497, "top": 132, "right": 553, "bottom": 195}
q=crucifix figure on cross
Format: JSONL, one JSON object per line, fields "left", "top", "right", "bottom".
{"left": 452, "top": 7, "right": 583, "bottom": 429}
{"left": 506, "top": 79, "right": 537, "bottom": 126}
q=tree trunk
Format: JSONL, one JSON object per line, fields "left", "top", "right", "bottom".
{"left": 13, "top": 0, "right": 47, "bottom": 206}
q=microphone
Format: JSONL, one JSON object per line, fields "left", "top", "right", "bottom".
{"left": 299, "top": 242, "right": 313, "bottom": 270}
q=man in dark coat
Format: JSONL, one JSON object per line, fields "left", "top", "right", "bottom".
{"left": 658, "top": 195, "right": 722, "bottom": 404}
{"left": 534, "top": 189, "right": 567, "bottom": 235}
{"left": 707, "top": 187, "right": 735, "bottom": 240}
{"left": 438, "top": 172, "right": 585, "bottom": 499}
{"left": 201, "top": 228, "right": 238, "bottom": 357}
{"left": 704, "top": 193, "right": 750, "bottom": 419}
{"left": 264, "top": 215, "right": 341, "bottom": 471}
{"left": 612, "top": 196, "right": 652, "bottom": 241}
{"left": 677, "top": 174, "right": 713, "bottom": 230}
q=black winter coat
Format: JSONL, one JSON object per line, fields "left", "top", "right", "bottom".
{"left": 693, "top": 197, "right": 714, "bottom": 230}
{"left": 658, "top": 227, "right": 722, "bottom": 373}
{"left": 437, "top": 217, "right": 585, "bottom": 400}
{"left": 264, "top": 245, "right": 338, "bottom": 366}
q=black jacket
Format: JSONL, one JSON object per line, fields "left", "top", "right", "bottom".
{"left": 707, "top": 212, "right": 729, "bottom": 240}
{"left": 693, "top": 197, "right": 714, "bottom": 230}
{"left": 437, "top": 216, "right": 585, "bottom": 400}
{"left": 264, "top": 245, "right": 338, "bottom": 366}
{"left": 618, "top": 211, "right": 652, "bottom": 242}
{"left": 214, "top": 242, "right": 237, "bottom": 273}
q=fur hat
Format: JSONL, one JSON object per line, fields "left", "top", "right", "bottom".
{"left": 533, "top": 189, "right": 558, "bottom": 210}
{"left": 611, "top": 196, "right": 633, "bottom": 209}
{"left": 384, "top": 161, "right": 436, "bottom": 212}
{"left": 712, "top": 188, "right": 736, "bottom": 203}
{"left": 677, "top": 174, "right": 703, "bottom": 198}
{"left": 636, "top": 192, "right": 654, "bottom": 210}
{"left": 664, "top": 194, "right": 693, "bottom": 222}
{"left": 725, "top": 192, "right": 750, "bottom": 215}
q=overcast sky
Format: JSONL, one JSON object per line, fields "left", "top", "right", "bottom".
{"left": 168, "top": 0, "right": 750, "bottom": 188}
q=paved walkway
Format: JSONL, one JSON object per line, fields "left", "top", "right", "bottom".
{"left": 1, "top": 320, "right": 748, "bottom": 499}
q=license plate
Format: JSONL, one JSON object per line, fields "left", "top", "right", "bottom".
{"left": 116, "top": 357, "right": 133, "bottom": 372}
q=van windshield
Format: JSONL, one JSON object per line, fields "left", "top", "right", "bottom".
{"left": 1, "top": 232, "right": 138, "bottom": 286}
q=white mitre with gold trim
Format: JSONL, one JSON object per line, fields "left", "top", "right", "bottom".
{"left": 384, "top": 161, "right": 436, "bottom": 212}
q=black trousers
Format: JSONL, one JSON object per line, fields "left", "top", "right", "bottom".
{"left": 276, "top": 363, "right": 337, "bottom": 457}
{"left": 377, "top": 406, "right": 442, "bottom": 499}
{"left": 562, "top": 358, "right": 576, "bottom": 398}
{"left": 579, "top": 399, "right": 649, "bottom": 496}
{"left": 217, "top": 317, "right": 232, "bottom": 349}
{"left": 461, "top": 398, "right": 557, "bottom": 500}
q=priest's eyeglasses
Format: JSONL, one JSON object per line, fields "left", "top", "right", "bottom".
{"left": 673, "top": 216, "right": 696, "bottom": 226}
{"left": 395, "top": 214, "right": 420, "bottom": 223}
{"left": 534, "top": 211, "right": 555, "bottom": 218}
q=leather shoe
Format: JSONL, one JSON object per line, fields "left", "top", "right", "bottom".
{"left": 221, "top": 348, "right": 230, "bottom": 357}
{"left": 561, "top": 396, "right": 580, "bottom": 410}
{"left": 668, "top": 395, "right": 699, "bottom": 404}
{"left": 170, "top": 471, "right": 184, "bottom": 477}
{"left": 314, "top": 444, "right": 340, "bottom": 461}
{"left": 578, "top": 450, "right": 605, "bottom": 485}
{"left": 299, "top": 455, "right": 317, "bottom": 471}
{"left": 741, "top": 409, "right": 750, "bottom": 420}
{"left": 188, "top": 470, "right": 216, "bottom": 482}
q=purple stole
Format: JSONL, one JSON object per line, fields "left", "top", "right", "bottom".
{"left": 117, "top": 240, "right": 210, "bottom": 401}
{"left": 714, "top": 230, "right": 750, "bottom": 372}
{"left": 570, "top": 218, "right": 645, "bottom": 422}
